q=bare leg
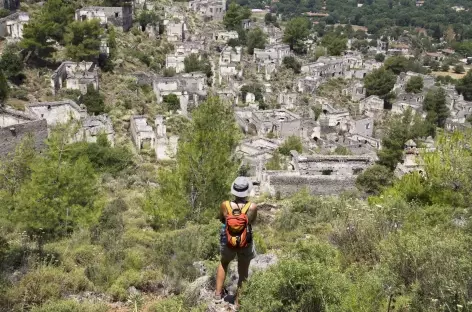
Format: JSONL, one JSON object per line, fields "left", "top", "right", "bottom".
{"left": 215, "top": 261, "right": 230, "bottom": 298}
{"left": 235, "top": 259, "right": 251, "bottom": 307}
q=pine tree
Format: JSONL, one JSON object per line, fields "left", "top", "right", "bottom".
{"left": 65, "top": 20, "right": 103, "bottom": 62}
{"left": 145, "top": 97, "right": 240, "bottom": 229}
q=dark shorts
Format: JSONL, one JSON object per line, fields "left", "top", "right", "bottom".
{"left": 219, "top": 227, "right": 256, "bottom": 263}
{"left": 220, "top": 242, "right": 256, "bottom": 263}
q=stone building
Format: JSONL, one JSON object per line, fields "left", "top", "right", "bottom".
{"left": 257, "top": 151, "right": 375, "bottom": 197}
{"left": 189, "top": 0, "right": 225, "bottom": 21}
{"left": 153, "top": 73, "right": 207, "bottom": 114}
{"left": 237, "top": 137, "right": 279, "bottom": 173}
{"left": 80, "top": 114, "right": 115, "bottom": 146}
{"left": 75, "top": 5, "right": 133, "bottom": 31}
{"left": 0, "top": 107, "right": 38, "bottom": 128}
{"left": 155, "top": 115, "right": 178, "bottom": 160}
{"left": 253, "top": 44, "right": 291, "bottom": 65}
{"left": 277, "top": 92, "right": 298, "bottom": 109}
{"left": 219, "top": 46, "right": 242, "bottom": 65}
{"left": 236, "top": 109, "right": 302, "bottom": 138}
{"left": 342, "top": 81, "right": 366, "bottom": 102}
{"left": 165, "top": 42, "right": 204, "bottom": 73}
{"left": 394, "top": 139, "right": 423, "bottom": 177}
{"left": 0, "top": 12, "right": 29, "bottom": 42}
{"left": 319, "top": 103, "right": 350, "bottom": 129}
{"left": 347, "top": 116, "right": 374, "bottom": 137}
{"left": 165, "top": 20, "right": 188, "bottom": 42}
{"left": 217, "top": 89, "right": 239, "bottom": 106}
{"left": 27, "top": 100, "right": 87, "bottom": 126}
{"left": 0, "top": 117, "right": 48, "bottom": 157}
{"left": 391, "top": 93, "right": 424, "bottom": 115}
{"left": 219, "top": 63, "right": 241, "bottom": 85}
{"left": 256, "top": 60, "right": 277, "bottom": 81}
{"left": 51, "top": 61, "right": 99, "bottom": 95}
{"left": 359, "top": 95, "right": 384, "bottom": 116}
{"left": 130, "top": 116, "right": 156, "bottom": 150}
{"left": 213, "top": 30, "right": 238, "bottom": 42}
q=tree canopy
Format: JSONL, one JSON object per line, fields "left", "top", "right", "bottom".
{"left": 144, "top": 97, "right": 240, "bottom": 229}
{"left": 283, "top": 17, "right": 311, "bottom": 54}
{"left": 223, "top": 3, "right": 251, "bottom": 31}
{"left": 405, "top": 76, "right": 424, "bottom": 94}
{"left": 364, "top": 67, "right": 396, "bottom": 99}
{"left": 321, "top": 32, "right": 347, "bottom": 56}
{"left": 65, "top": 20, "right": 103, "bottom": 62}
{"left": 247, "top": 27, "right": 267, "bottom": 55}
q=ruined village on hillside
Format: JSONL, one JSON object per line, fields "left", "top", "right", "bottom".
{"left": 1, "top": 0, "right": 471, "bottom": 198}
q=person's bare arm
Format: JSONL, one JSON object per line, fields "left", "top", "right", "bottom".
{"left": 247, "top": 203, "right": 257, "bottom": 224}
{"left": 219, "top": 202, "right": 227, "bottom": 223}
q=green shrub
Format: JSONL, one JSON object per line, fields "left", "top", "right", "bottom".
{"left": 107, "top": 270, "right": 142, "bottom": 301}
{"left": 380, "top": 228, "right": 472, "bottom": 310}
{"left": 8, "top": 267, "right": 91, "bottom": 307}
{"left": 278, "top": 136, "right": 303, "bottom": 156}
{"left": 31, "top": 300, "right": 108, "bottom": 312}
{"left": 240, "top": 259, "right": 347, "bottom": 312}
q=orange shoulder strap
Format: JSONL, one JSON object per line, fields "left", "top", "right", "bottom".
{"left": 225, "top": 201, "right": 233, "bottom": 216}
{"left": 241, "top": 202, "right": 251, "bottom": 215}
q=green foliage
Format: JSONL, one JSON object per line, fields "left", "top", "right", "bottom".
{"left": 283, "top": 17, "right": 311, "bottom": 54}
{"left": 0, "top": 45, "right": 25, "bottom": 84}
{"left": 282, "top": 56, "right": 301, "bottom": 74}
{"left": 264, "top": 13, "right": 277, "bottom": 25}
{"left": 247, "top": 27, "right": 267, "bottom": 55}
{"left": 405, "top": 76, "right": 424, "bottom": 94}
{"left": 0, "top": 8, "right": 10, "bottom": 18}
{"left": 240, "top": 246, "right": 347, "bottom": 312}
{"left": 279, "top": 136, "right": 303, "bottom": 156}
{"left": 163, "top": 94, "right": 180, "bottom": 112}
{"left": 456, "top": 70, "right": 472, "bottom": 101}
{"left": 65, "top": 20, "right": 103, "bottom": 62}
{"left": 224, "top": 2, "right": 251, "bottom": 31}
{"left": 31, "top": 300, "right": 108, "bottom": 312}
{"left": 20, "top": 0, "right": 75, "bottom": 58}
{"left": 63, "top": 139, "right": 134, "bottom": 175}
{"left": 184, "top": 54, "right": 212, "bottom": 78}
{"left": 8, "top": 266, "right": 91, "bottom": 308}
{"left": 320, "top": 32, "right": 347, "bottom": 56}
{"left": 240, "top": 84, "right": 264, "bottom": 103}
{"left": 423, "top": 87, "right": 449, "bottom": 129}
{"left": 364, "top": 67, "right": 396, "bottom": 99}
{"left": 454, "top": 64, "right": 465, "bottom": 74}
{"left": 163, "top": 67, "right": 176, "bottom": 77}
{"left": 81, "top": 85, "right": 105, "bottom": 115}
{"left": 265, "top": 150, "right": 282, "bottom": 170}
{"left": 145, "top": 97, "right": 240, "bottom": 228}
{"left": 441, "top": 63, "right": 450, "bottom": 72}
{"left": 356, "top": 164, "right": 394, "bottom": 195}
{"left": 0, "top": 70, "right": 9, "bottom": 106}
{"left": 377, "top": 109, "right": 428, "bottom": 170}
{"left": 380, "top": 228, "right": 472, "bottom": 310}
{"left": 375, "top": 53, "right": 385, "bottom": 62}
{"left": 384, "top": 55, "right": 410, "bottom": 75}
{"left": 99, "top": 26, "right": 117, "bottom": 72}
{"left": 137, "top": 10, "right": 160, "bottom": 28}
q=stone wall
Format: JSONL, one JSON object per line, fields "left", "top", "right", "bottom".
{"left": 0, "top": 119, "right": 48, "bottom": 157}
{"left": 267, "top": 174, "right": 357, "bottom": 197}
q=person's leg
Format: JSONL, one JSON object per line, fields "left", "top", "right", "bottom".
{"left": 215, "top": 260, "right": 231, "bottom": 298}
{"left": 234, "top": 258, "right": 251, "bottom": 306}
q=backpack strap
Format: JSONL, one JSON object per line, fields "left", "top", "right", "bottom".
{"left": 225, "top": 201, "right": 233, "bottom": 216}
{"left": 241, "top": 202, "right": 251, "bottom": 215}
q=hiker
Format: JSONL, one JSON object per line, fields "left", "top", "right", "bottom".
{"left": 215, "top": 176, "right": 258, "bottom": 306}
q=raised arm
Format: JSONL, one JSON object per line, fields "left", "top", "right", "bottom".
{"left": 247, "top": 203, "right": 258, "bottom": 225}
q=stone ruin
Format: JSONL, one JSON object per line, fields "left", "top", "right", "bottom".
{"left": 75, "top": 5, "right": 133, "bottom": 31}
{"left": 189, "top": 0, "right": 226, "bottom": 21}
{"left": 0, "top": 12, "right": 29, "bottom": 42}
{"left": 165, "top": 41, "right": 205, "bottom": 73}
{"left": 153, "top": 72, "right": 208, "bottom": 115}
{"left": 0, "top": 100, "right": 115, "bottom": 156}
{"left": 257, "top": 151, "right": 376, "bottom": 197}
{"left": 130, "top": 115, "right": 178, "bottom": 159}
{"left": 51, "top": 61, "right": 99, "bottom": 95}
{"left": 235, "top": 109, "right": 302, "bottom": 138}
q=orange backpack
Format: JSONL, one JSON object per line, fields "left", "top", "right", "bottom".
{"left": 224, "top": 201, "right": 251, "bottom": 248}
